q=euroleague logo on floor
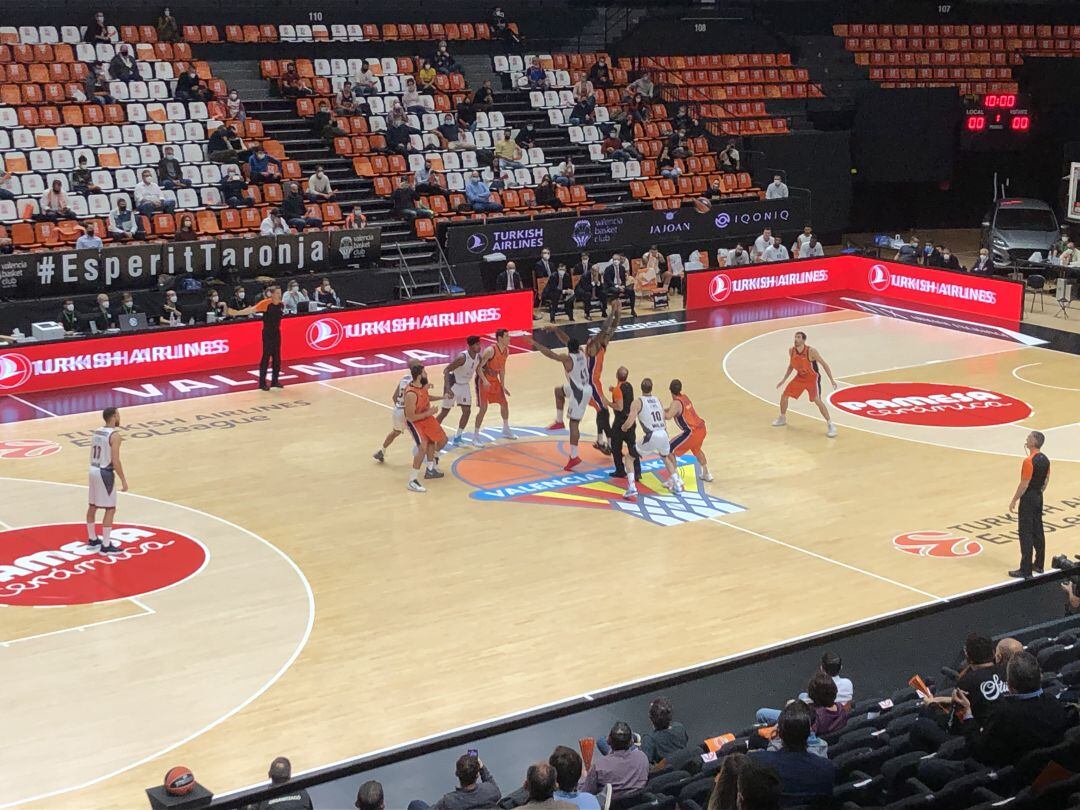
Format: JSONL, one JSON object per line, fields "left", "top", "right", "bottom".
{"left": 893, "top": 531, "right": 982, "bottom": 558}
{"left": 0, "top": 524, "right": 208, "bottom": 606}
{"left": 305, "top": 317, "right": 345, "bottom": 351}
{"left": 0, "top": 353, "right": 33, "bottom": 390}
{"left": 0, "top": 440, "right": 62, "bottom": 459}
{"left": 708, "top": 273, "right": 733, "bottom": 303}
{"left": 831, "top": 382, "right": 1031, "bottom": 427}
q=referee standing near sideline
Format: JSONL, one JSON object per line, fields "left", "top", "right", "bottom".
{"left": 609, "top": 365, "right": 642, "bottom": 482}
{"left": 1009, "top": 430, "right": 1050, "bottom": 579}
{"left": 230, "top": 284, "right": 285, "bottom": 391}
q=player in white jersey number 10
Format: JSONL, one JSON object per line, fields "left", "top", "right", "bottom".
{"left": 374, "top": 364, "right": 422, "bottom": 463}
{"left": 86, "top": 407, "right": 129, "bottom": 554}
{"left": 621, "top": 377, "right": 682, "bottom": 500}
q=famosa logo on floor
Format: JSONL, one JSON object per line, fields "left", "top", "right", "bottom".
{"left": 450, "top": 429, "right": 744, "bottom": 527}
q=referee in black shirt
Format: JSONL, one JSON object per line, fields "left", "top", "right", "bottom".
{"left": 609, "top": 366, "right": 642, "bottom": 481}
{"left": 230, "top": 284, "right": 285, "bottom": 390}
{"left": 1009, "top": 430, "right": 1050, "bottom": 578}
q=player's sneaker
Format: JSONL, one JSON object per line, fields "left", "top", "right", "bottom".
{"left": 771, "top": 416, "right": 787, "bottom": 427}
{"left": 450, "top": 434, "right": 464, "bottom": 446}
{"left": 700, "top": 472, "right": 714, "bottom": 482}
{"left": 101, "top": 545, "right": 122, "bottom": 554}
{"left": 610, "top": 472, "right": 627, "bottom": 480}
{"left": 547, "top": 420, "right": 565, "bottom": 430}
{"left": 373, "top": 449, "right": 385, "bottom": 463}
{"left": 87, "top": 537, "right": 102, "bottom": 547}
{"left": 826, "top": 423, "right": 837, "bottom": 438}
{"left": 592, "top": 441, "right": 611, "bottom": 456}
{"left": 564, "top": 456, "right": 582, "bottom": 471}
{"left": 622, "top": 489, "right": 637, "bottom": 501}
{"left": 424, "top": 468, "right": 445, "bottom": 479}
{"left": 501, "top": 429, "right": 516, "bottom": 440}
{"left": 270, "top": 382, "right": 285, "bottom": 389}
{"left": 407, "top": 480, "right": 427, "bottom": 493}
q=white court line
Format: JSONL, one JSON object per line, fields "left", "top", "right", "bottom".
{"left": 318, "top": 381, "right": 393, "bottom": 409}
{"left": 707, "top": 517, "right": 946, "bottom": 601}
{"left": 788, "top": 296, "right": 850, "bottom": 312}
{"left": 7, "top": 395, "right": 58, "bottom": 418}
{"left": 0, "top": 606, "right": 154, "bottom": 648}
{"left": 839, "top": 345, "right": 1025, "bottom": 380}
{"left": 0, "top": 477, "right": 316, "bottom": 810}
{"left": 1012, "top": 362, "right": 1080, "bottom": 392}
{"left": 479, "top": 335, "right": 531, "bottom": 353}
{"left": 128, "top": 597, "right": 155, "bottom": 615}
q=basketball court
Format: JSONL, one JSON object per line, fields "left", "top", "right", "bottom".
{"left": 1, "top": 298, "right": 1078, "bottom": 809}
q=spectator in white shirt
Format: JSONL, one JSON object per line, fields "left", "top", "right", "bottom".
{"left": 794, "top": 225, "right": 814, "bottom": 252}
{"left": 552, "top": 158, "right": 576, "bottom": 187}
{"left": 133, "top": 170, "right": 175, "bottom": 216}
{"left": 765, "top": 174, "right": 789, "bottom": 199}
{"left": 354, "top": 63, "right": 378, "bottom": 96}
{"left": 260, "top": 207, "right": 292, "bottom": 236}
{"left": 282, "top": 280, "right": 310, "bottom": 314}
{"left": 752, "top": 228, "right": 773, "bottom": 261}
{"left": 796, "top": 235, "right": 824, "bottom": 258}
{"left": 761, "top": 236, "right": 790, "bottom": 263}
{"left": 37, "top": 180, "right": 78, "bottom": 221}
{"left": 306, "top": 166, "right": 335, "bottom": 202}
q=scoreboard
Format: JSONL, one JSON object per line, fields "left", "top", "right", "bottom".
{"left": 961, "top": 94, "right": 1032, "bottom": 149}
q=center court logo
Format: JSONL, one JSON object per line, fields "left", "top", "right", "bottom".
{"left": 0, "top": 352, "right": 33, "bottom": 390}
{"left": 893, "top": 531, "right": 982, "bottom": 558}
{"left": 305, "top": 317, "right": 344, "bottom": 351}
{"left": 450, "top": 436, "right": 745, "bottom": 526}
{"left": 708, "top": 273, "right": 733, "bottom": 303}
{"left": 832, "top": 382, "right": 1031, "bottom": 427}
{"left": 0, "top": 524, "right": 207, "bottom": 606}
{"left": 868, "top": 263, "right": 892, "bottom": 292}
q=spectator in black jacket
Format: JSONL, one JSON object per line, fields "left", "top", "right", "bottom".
{"left": 313, "top": 277, "right": 341, "bottom": 307}
{"left": 174, "top": 66, "right": 210, "bottom": 102}
{"left": 157, "top": 146, "right": 192, "bottom": 190}
{"left": 918, "top": 651, "right": 1078, "bottom": 789}
{"left": 432, "top": 40, "right": 461, "bottom": 75}
{"left": 473, "top": 80, "right": 495, "bottom": 110}
{"left": 588, "top": 57, "right": 612, "bottom": 88}
{"left": 391, "top": 177, "right": 432, "bottom": 224}
{"left": 541, "top": 263, "right": 575, "bottom": 322}
{"left": 575, "top": 262, "right": 606, "bottom": 319}
{"left": 641, "top": 698, "right": 690, "bottom": 766}
{"left": 515, "top": 123, "right": 537, "bottom": 150}
{"left": 603, "top": 253, "right": 636, "bottom": 316}
{"left": 109, "top": 45, "right": 137, "bottom": 83}
{"left": 84, "top": 11, "right": 110, "bottom": 43}
{"left": 280, "top": 182, "right": 322, "bottom": 231}
{"left": 219, "top": 165, "right": 254, "bottom": 207}
{"left": 940, "top": 246, "right": 962, "bottom": 271}
{"left": 407, "top": 754, "right": 500, "bottom": 810}
{"left": 495, "top": 261, "right": 524, "bottom": 292}
{"left": 535, "top": 176, "right": 563, "bottom": 210}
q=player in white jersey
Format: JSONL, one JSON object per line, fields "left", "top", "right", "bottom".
{"left": 621, "top": 377, "right": 681, "bottom": 498}
{"left": 437, "top": 335, "right": 483, "bottom": 445}
{"left": 373, "top": 364, "right": 422, "bottom": 463}
{"left": 531, "top": 327, "right": 591, "bottom": 471}
{"left": 86, "top": 407, "right": 129, "bottom": 554}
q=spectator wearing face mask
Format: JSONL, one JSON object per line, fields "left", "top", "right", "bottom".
{"left": 109, "top": 44, "right": 138, "bottom": 83}
{"left": 220, "top": 166, "right": 254, "bottom": 208}
{"left": 465, "top": 173, "right": 503, "bottom": 213}
{"left": 282, "top": 281, "right": 310, "bottom": 314}
{"left": 206, "top": 289, "right": 227, "bottom": 321}
{"left": 765, "top": 174, "right": 789, "bottom": 200}
{"left": 60, "top": 299, "right": 80, "bottom": 333}
{"left": 971, "top": 248, "right": 993, "bottom": 274}
{"left": 156, "top": 7, "right": 180, "bottom": 43}
{"left": 75, "top": 222, "right": 104, "bottom": 250}
{"left": 91, "top": 293, "right": 114, "bottom": 331}
{"left": 229, "top": 285, "right": 248, "bottom": 311}
{"left": 109, "top": 197, "right": 144, "bottom": 240}
{"left": 84, "top": 10, "right": 111, "bottom": 43}
{"left": 939, "top": 246, "right": 961, "bottom": 271}
{"left": 313, "top": 277, "right": 341, "bottom": 307}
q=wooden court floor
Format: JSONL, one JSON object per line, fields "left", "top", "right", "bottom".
{"left": 1, "top": 304, "right": 1079, "bottom": 809}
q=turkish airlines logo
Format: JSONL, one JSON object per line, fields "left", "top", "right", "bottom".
{"left": 0, "top": 353, "right": 33, "bottom": 390}
{"left": 893, "top": 531, "right": 982, "bottom": 558}
{"left": 868, "top": 263, "right": 892, "bottom": 292}
{"left": 0, "top": 440, "right": 61, "bottom": 459}
{"left": 832, "top": 382, "right": 1031, "bottom": 427}
{"left": 708, "top": 273, "right": 733, "bottom": 303}
{"left": 306, "top": 317, "right": 344, "bottom": 351}
{"left": 0, "top": 524, "right": 207, "bottom": 606}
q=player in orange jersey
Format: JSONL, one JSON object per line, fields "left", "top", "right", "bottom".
{"left": 473, "top": 329, "right": 515, "bottom": 442}
{"left": 666, "top": 379, "right": 712, "bottom": 482}
{"left": 773, "top": 331, "right": 838, "bottom": 437}
{"left": 403, "top": 363, "right": 450, "bottom": 492}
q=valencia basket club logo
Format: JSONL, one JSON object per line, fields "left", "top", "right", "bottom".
{"left": 451, "top": 436, "right": 745, "bottom": 526}
{"left": 0, "top": 439, "right": 61, "bottom": 459}
{"left": 893, "top": 531, "right": 982, "bottom": 559}
{"left": 306, "top": 317, "right": 345, "bottom": 351}
{"left": 0, "top": 353, "right": 33, "bottom": 391}
{"left": 868, "top": 263, "right": 892, "bottom": 292}
{"left": 831, "top": 383, "right": 1031, "bottom": 428}
{"left": 708, "top": 273, "right": 733, "bottom": 303}
{"left": 0, "top": 524, "right": 208, "bottom": 606}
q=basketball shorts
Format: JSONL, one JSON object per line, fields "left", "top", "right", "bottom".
{"left": 478, "top": 375, "right": 506, "bottom": 406}
{"left": 562, "top": 382, "right": 589, "bottom": 421}
{"left": 636, "top": 427, "right": 671, "bottom": 457}
{"left": 450, "top": 380, "right": 473, "bottom": 407}
{"left": 88, "top": 466, "right": 117, "bottom": 508}
{"left": 670, "top": 425, "right": 706, "bottom": 455}
{"left": 784, "top": 375, "right": 820, "bottom": 402}
{"left": 392, "top": 408, "right": 406, "bottom": 432}
{"left": 407, "top": 416, "right": 446, "bottom": 447}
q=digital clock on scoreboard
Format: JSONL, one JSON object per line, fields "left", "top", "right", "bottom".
{"left": 961, "top": 94, "right": 1032, "bottom": 149}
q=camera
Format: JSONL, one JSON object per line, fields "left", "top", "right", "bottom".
{"left": 1052, "top": 555, "right": 1080, "bottom": 600}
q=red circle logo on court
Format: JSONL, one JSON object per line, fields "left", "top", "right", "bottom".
{"left": 0, "top": 440, "right": 61, "bottom": 459}
{"left": 831, "top": 383, "right": 1031, "bottom": 427}
{"left": 0, "top": 524, "right": 208, "bottom": 606}
{"left": 893, "top": 531, "right": 982, "bottom": 558}
{"left": 708, "top": 273, "right": 733, "bottom": 303}
{"left": 0, "top": 353, "right": 33, "bottom": 391}
{"left": 868, "top": 264, "right": 892, "bottom": 292}
{"left": 305, "top": 317, "right": 344, "bottom": 351}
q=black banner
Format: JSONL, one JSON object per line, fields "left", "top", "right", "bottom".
{"left": 8, "top": 229, "right": 381, "bottom": 299}
{"left": 443, "top": 198, "right": 810, "bottom": 262}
